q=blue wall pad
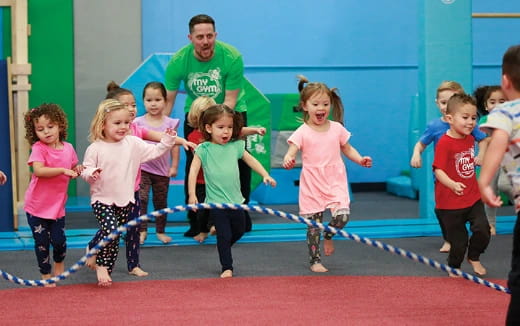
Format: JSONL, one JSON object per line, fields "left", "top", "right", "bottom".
{"left": 386, "top": 175, "right": 417, "bottom": 199}
{"left": 251, "top": 168, "right": 301, "bottom": 204}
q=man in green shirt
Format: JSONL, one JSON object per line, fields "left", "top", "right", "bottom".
{"left": 164, "top": 14, "right": 251, "bottom": 236}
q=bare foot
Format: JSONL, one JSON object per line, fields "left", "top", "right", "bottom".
{"left": 310, "top": 263, "right": 329, "bottom": 273}
{"left": 220, "top": 270, "right": 233, "bottom": 278}
{"left": 42, "top": 274, "right": 56, "bottom": 287}
{"left": 139, "top": 231, "right": 147, "bottom": 245}
{"left": 193, "top": 232, "right": 208, "bottom": 243}
{"left": 439, "top": 241, "right": 451, "bottom": 253}
{"left": 54, "top": 262, "right": 65, "bottom": 277}
{"left": 468, "top": 259, "right": 487, "bottom": 276}
{"left": 156, "top": 233, "right": 172, "bottom": 244}
{"left": 209, "top": 226, "right": 216, "bottom": 235}
{"left": 324, "top": 239, "right": 335, "bottom": 256}
{"left": 96, "top": 265, "right": 112, "bottom": 287}
{"left": 448, "top": 271, "right": 461, "bottom": 278}
{"left": 490, "top": 225, "right": 496, "bottom": 236}
{"left": 129, "top": 267, "right": 149, "bottom": 277}
{"left": 85, "top": 245, "right": 96, "bottom": 270}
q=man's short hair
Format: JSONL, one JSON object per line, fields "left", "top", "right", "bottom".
{"left": 189, "top": 14, "right": 215, "bottom": 33}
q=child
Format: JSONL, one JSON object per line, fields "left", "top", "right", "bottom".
{"left": 187, "top": 104, "right": 276, "bottom": 278}
{"left": 186, "top": 96, "right": 266, "bottom": 243}
{"left": 410, "top": 81, "right": 488, "bottom": 253}
{"left": 23, "top": 103, "right": 82, "bottom": 286}
{"left": 86, "top": 82, "right": 194, "bottom": 277}
{"left": 433, "top": 93, "right": 490, "bottom": 277}
{"left": 0, "top": 170, "right": 6, "bottom": 185}
{"left": 282, "top": 76, "right": 372, "bottom": 273}
{"left": 476, "top": 85, "right": 512, "bottom": 235}
{"left": 134, "top": 82, "right": 180, "bottom": 245}
{"left": 479, "top": 44, "right": 520, "bottom": 325}
{"left": 81, "top": 98, "right": 177, "bottom": 286}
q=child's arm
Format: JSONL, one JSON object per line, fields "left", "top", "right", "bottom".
{"left": 32, "top": 161, "right": 78, "bottom": 178}
{"left": 282, "top": 144, "right": 299, "bottom": 169}
{"left": 0, "top": 170, "right": 7, "bottom": 185}
{"left": 410, "top": 141, "right": 426, "bottom": 168}
{"left": 478, "top": 129, "right": 509, "bottom": 207}
{"left": 341, "top": 142, "right": 372, "bottom": 168}
{"left": 434, "top": 168, "right": 466, "bottom": 196}
{"left": 240, "top": 127, "right": 266, "bottom": 137}
{"left": 144, "top": 130, "right": 196, "bottom": 151}
{"left": 187, "top": 154, "right": 202, "bottom": 208}
{"left": 169, "top": 146, "right": 180, "bottom": 177}
{"left": 474, "top": 137, "right": 490, "bottom": 166}
{"left": 242, "top": 151, "right": 276, "bottom": 187}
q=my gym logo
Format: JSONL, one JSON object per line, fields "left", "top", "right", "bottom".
{"left": 187, "top": 69, "right": 222, "bottom": 98}
{"left": 455, "top": 149, "right": 474, "bottom": 179}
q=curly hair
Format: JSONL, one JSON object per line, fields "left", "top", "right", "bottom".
{"left": 24, "top": 103, "right": 68, "bottom": 145}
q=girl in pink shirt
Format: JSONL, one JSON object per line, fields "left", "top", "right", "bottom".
{"left": 283, "top": 76, "right": 373, "bottom": 273}
{"left": 23, "top": 103, "right": 82, "bottom": 286}
{"left": 81, "top": 99, "right": 177, "bottom": 286}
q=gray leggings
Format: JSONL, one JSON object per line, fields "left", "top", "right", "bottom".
{"left": 304, "top": 209, "right": 350, "bottom": 265}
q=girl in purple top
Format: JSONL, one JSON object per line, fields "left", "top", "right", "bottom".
{"left": 23, "top": 104, "right": 82, "bottom": 286}
{"left": 134, "top": 82, "right": 180, "bottom": 244}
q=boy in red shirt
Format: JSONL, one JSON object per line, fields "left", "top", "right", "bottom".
{"left": 433, "top": 93, "right": 490, "bottom": 276}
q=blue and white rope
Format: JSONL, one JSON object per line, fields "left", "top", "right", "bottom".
{"left": 0, "top": 203, "right": 511, "bottom": 293}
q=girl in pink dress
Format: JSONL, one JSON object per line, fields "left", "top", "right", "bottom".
{"left": 283, "top": 76, "right": 373, "bottom": 273}
{"left": 23, "top": 103, "right": 82, "bottom": 286}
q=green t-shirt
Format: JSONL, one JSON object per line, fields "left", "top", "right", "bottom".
{"left": 164, "top": 40, "right": 246, "bottom": 113}
{"left": 195, "top": 140, "right": 245, "bottom": 204}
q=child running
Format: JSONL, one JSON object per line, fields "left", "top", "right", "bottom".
{"left": 283, "top": 76, "right": 372, "bottom": 273}
{"left": 134, "top": 81, "right": 180, "bottom": 245}
{"left": 188, "top": 104, "right": 276, "bottom": 278}
{"left": 410, "top": 81, "right": 488, "bottom": 253}
{"left": 23, "top": 103, "right": 82, "bottom": 286}
{"left": 433, "top": 93, "right": 490, "bottom": 276}
{"left": 81, "top": 99, "right": 177, "bottom": 286}
{"left": 186, "top": 96, "right": 266, "bottom": 243}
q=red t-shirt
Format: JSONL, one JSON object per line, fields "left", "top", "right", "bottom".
{"left": 187, "top": 129, "right": 205, "bottom": 184}
{"left": 432, "top": 134, "right": 481, "bottom": 209}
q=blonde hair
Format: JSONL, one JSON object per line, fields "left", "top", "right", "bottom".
{"left": 436, "top": 81, "right": 464, "bottom": 98}
{"left": 188, "top": 96, "right": 216, "bottom": 128}
{"left": 88, "top": 99, "right": 126, "bottom": 142}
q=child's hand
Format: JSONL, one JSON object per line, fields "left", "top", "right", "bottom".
{"left": 474, "top": 154, "right": 483, "bottom": 166}
{"left": 480, "top": 185, "right": 503, "bottom": 207}
{"left": 360, "top": 156, "right": 372, "bottom": 168}
{"left": 91, "top": 168, "right": 102, "bottom": 181}
{"left": 63, "top": 168, "right": 79, "bottom": 178}
{"left": 283, "top": 155, "right": 296, "bottom": 169}
{"left": 0, "top": 170, "right": 7, "bottom": 185}
{"left": 410, "top": 154, "right": 422, "bottom": 168}
{"left": 73, "top": 164, "right": 85, "bottom": 175}
{"left": 256, "top": 127, "right": 266, "bottom": 136}
{"left": 169, "top": 167, "right": 178, "bottom": 177}
{"left": 263, "top": 175, "right": 277, "bottom": 187}
{"left": 451, "top": 182, "right": 466, "bottom": 196}
{"left": 188, "top": 194, "right": 198, "bottom": 211}
{"left": 164, "top": 128, "right": 177, "bottom": 137}
{"left": 184, "top": 140, "right": 197, "bottom": 151}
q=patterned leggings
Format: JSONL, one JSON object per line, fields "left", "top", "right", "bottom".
{"left": 26, "top": 213, "right": 66, "bottom": 275}
{"left": 305, "top": 209, "right": 350, "bottom": 265}
{"left": 91, "top": 201, "right": 133, "bottom": 274}
{"left": 139, "top": 171, "right": 170, "bottom": 233}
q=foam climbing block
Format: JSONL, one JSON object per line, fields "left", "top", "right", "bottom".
{"left": 386, "top": 175, "right": 417, "bottom": 199}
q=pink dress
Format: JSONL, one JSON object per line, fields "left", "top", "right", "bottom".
{"left": 288, "top": 121, "right": 351, "bottom": 215}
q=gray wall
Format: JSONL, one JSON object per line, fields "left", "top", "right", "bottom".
{"left": 74, "top": 0, "right": 142, "bottom": 196}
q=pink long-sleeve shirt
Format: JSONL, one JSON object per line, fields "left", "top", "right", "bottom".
{"left": 81, "top": 134, "right": 175, "bottom": 207}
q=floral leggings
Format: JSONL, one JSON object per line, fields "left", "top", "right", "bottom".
{"left": 304, "top": 209, "right": 350, "bottom": 265}
{"left": 91, "top": 201, "right": 133, "bottom": 274}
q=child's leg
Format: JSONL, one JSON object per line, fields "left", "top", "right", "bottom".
{"left": 126, "top": 192, "right": 147, "bottom": 275}
{"left": 49, "top": 216, "right": 67, "bottom": 278}
{"left": 26, "top": 213, "right": 53, "bottom": 276}
{"left": 467, "top": 200, "right": 490, "bottom": 275}
{"left": 138, "top": 172, "right": 152, "bottom": 241}
{"left": 151, "top": 174, "right": 171, "bottom": 243}
{"left": 487, "top": 171, "right": 501, "bottom": 235}
{"left": 212, "top": 209, "right": 237, "bottom": 273}
{"left": 183, "top": 134, "right": 199, "bottom": 237}
{"left": 323, "top": 208, "right": 350, "bottom": 256}
{"left": 435, "top": 210, "right": 451, "bottom": 253}
{"left": 506, "top": 212, "right": 520, "bottom": 325}
{"left": 436, "top": 208, "right": 468, "bottom": 269}
{"left": 305, "top": 212, "right": 328, "bottom": 272}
